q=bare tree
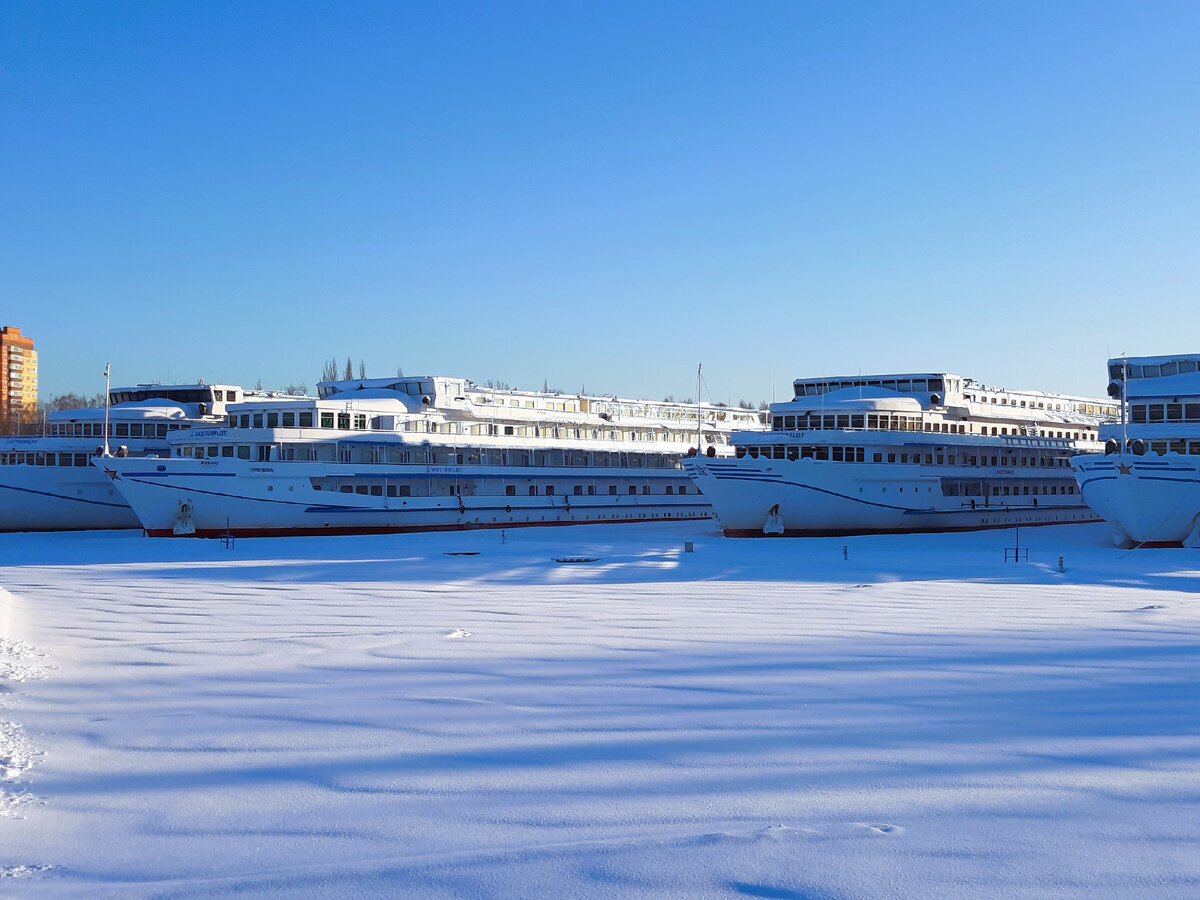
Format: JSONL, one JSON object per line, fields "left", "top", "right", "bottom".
{"left": 344, "top": 357, "right": 353, "bottom": 380}
{"left": 321, "top": 358, "right": 339, "bottom": 382}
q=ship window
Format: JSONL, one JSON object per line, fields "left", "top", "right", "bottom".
{"left": 265, "top": 413, "right": 278, "bottom": 427}
{"left": 867, "top": 415, "right": 878, "bottom": 429}
{"left": 629, "top": 485, "right": 637, "bottom": 494}
{"left": 773, "top": 445, "right": 785, "bottom": 459}
{"left": 1190, "top": 442, "right": 1200, "bottom": 455}
{"left": 506, "top": 485, "right": 516, "bottom": 496}
{"left": 836, "top": 415, "right": 849, "bottom": 429}
{"left": 337, "top": 413, "right": 350, "bottom": 429}
{"left": 1180, "top": 360, "right": 1198, "bottom": 374}
{"left": 735, "top": 446, "right": 746, "bottom": 457}
{"left": 281, "top": 412, "right": 295, "bottom": 427}
{"left": 823, "top": 415, "right": 835, "bottom": 429}
{"left": 237, "top": 446, "right": 251, "bottom": 459}
{"left": 850, "top": 415, "right": 863, "bottom": 428}
{"left": 398, "top": 485, "right": 411, "bottom": 496}
{"left": 370, "top": 485, "right": 383, "bottom": 496}
{"left": 801, "top": 446, "right": 814, "bottom": 459}
{"left": 1167, "top": 404, "right": 1183, "bottom": 421}
{"left": 815, "top": 447, "right": 829, "bottom": 460}
{"left": 1161, "top": 361, "right": 1179, "bottom": 376}
{"left": 128, "top": 423, "right": 142, "bottom": 437}
{"left": 545, "top": 485, "right": 554, "bottom": 495}
{"left": 784, "top": 416, "right": 795, "bottom": 429}
{"left": 1151, "top": 441, "right": 1168, "bottom": 455}
{"left": 253, "top": 414, "right": 264, "bottom": 428}
{"left": 1148, "top": 405, "right": 1164, "bottom": 422}
{"left": 115, "top": 423, "right": 129, "bottom": 437}
{"left": 222, "top": 446, "right": 234, "bottom": 457}
{"left": 355, "top": 415, "right": 367, "bottom": 430}
{"left": 299, "top": 412, "right": 312, "bottom": 427}
{"left": 665, "top": 485, "right": 673, "bottom": 494}
{"left": 773, "top": 416, "right": 783, "bottom": 430}
{"left": 1171, "top": 439, "right": 1187, "bottom": 454}
{"left": 1131, "top": 405, "right": 1147, "bottom": 423}
{"left": 340, "top": 485, "right": 353, "bottom": 493}
{"left": 786, "top": 446, "right": 799, "bottom": 461}
{"left": 833, "top": 447, "right": 844, "bottom": 461}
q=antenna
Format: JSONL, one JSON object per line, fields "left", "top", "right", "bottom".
{"left": 696, "top": 363, "right": 702, "bottom": 452}
{"left": 1121, "top": 354, "right": 1128, "bottom": 452}
{"left": 103, "top": 363, "right": 111, "bottom": 457}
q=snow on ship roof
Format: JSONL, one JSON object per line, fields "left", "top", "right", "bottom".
{"left": 316, "top": 375, "right": 755, "bottom": 413}
{"left": 780, "top": 386, "right": 924, "bottom": 411}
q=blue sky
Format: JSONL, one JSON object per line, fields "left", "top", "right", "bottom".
{"left": 3, "top": 1, "right": 1198, "bottom": 404}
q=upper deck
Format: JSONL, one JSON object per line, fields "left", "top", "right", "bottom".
{"left": 777, "top": 372, "right": 1115, "bottom": 433}
{"left": 1107, "top": 355, "right": 1200, "bottom": 400}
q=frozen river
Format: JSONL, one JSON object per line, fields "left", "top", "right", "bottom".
{"left": 2, "top": 521, "right": 1198, "bottom": 897}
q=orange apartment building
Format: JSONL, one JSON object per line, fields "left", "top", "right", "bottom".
{"left": 1, "top": 326, "right": 38, "bottom": 429}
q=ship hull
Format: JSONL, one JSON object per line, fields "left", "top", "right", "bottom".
{"left": 96, "top": 457, "right": 715, "bottom": 537}
{"left": 1072, "top": 453, "right": 1200, "bottom": 546}
{"left": 0, "top": 466, "right": 140, "bottom": 531}
{"left": 686, "top": 457, "right": 1099, "bottom": 537}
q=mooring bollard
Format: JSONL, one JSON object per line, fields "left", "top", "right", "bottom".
{"left": 501, "top": 529, "right": 506, "bottom": 544}
{"left": 843, "top": 545, "right": 848, "bottom": 561}
{"left": 1059, "top": 556, "right": 1064, "bottom": 572}
{"left": 684, "top": 541, "right": 694, "bottom": 553}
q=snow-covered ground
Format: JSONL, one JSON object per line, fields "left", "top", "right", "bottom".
{"left": 1, "top": 521, "right": 1198, "bottom": 898}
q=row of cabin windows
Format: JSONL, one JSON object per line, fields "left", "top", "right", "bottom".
{"left": 739, "top": 445, "right": 1072, "bottom": 467}
{"left": 328, "top": 482, "right": 690, "bottom": 497}
{"left": 793, "top": 377, "right": 948, "bottom": 397}
{"left": 1148, "top": 440, "right": 1200, "bottom": 456}
{"left": 1115, "top": 359, "right": 1200, "bottom": 379}
{"left": 1, "top": 451, "right": 92, "bottom": 466}
{"left": 182, "top": 445, "right": 252, "bottom": 460}
{"left": 942, "top": 481, "right": 1077, "bottom": 496}
{"left": 227, "top": 411, "right": 368, "bottom": 430}
{"left": 1129, "top": 402, "right": 1200, "bottom": 424}
{"left": 771, "top": 413, "right": 1089, "bottom": 440}
{"left": 48, "top": 422, "right": 183, "bottom": 438}
{"left": 179, "top": 444, "right": 682, "bottom": 469}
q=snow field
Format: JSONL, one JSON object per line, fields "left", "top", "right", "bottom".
{"left": 0, "top": 522, "right": 1198, "bottom": 897}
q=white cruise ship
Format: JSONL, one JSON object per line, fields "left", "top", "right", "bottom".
{"left": 683, "top": 372, "right": 1116, "bottom": 536}
{"left": 1071, "top": 354, "right": 1200, "bottom": 546}
{"left": 0, "top": 383, "right": 246, "bottom": 531}
{"left": 95, "top": 375, "right": 763, "bottom": 537}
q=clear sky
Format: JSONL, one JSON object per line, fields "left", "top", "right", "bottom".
{"left": 2, "top": 1, "right": 1198, "bottom": 405}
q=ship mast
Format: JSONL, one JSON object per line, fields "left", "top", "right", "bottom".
{"left": 103, "top": 363, "right": 111, "bottom": 457}
{"left": 696, "top": 363, "right": 702, "bottom": 454}
{"left": 1121, "top": 355, "right": 1128, "bottom": 452}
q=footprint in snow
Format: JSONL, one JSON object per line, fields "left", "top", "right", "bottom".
{"left": 857, "top": 823, "right": 903, "bottom": 835}
{"left": 1134, "top": 605, "right": 1166, "bottom": 611}
{"left": 445, "top": 629, "right": 471, "bottom": 639}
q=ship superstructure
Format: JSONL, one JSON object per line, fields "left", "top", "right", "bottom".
{"left": 1072, "top": 354, "right": 1200, "bottom": 545}
{"left": 684, "top": 372, "right": 1115, "bottom": 536}
{"left": 97, "top": 375, "right": 763, "bottom": 537}
{"left": 0, "top": 382, "right": 249, "bottom": 531}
